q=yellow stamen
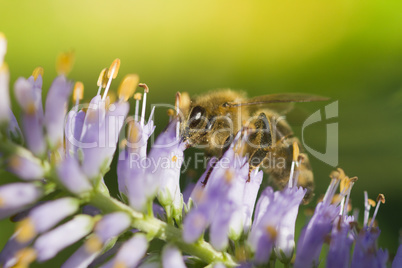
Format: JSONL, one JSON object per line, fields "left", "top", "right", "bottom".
{"left": 0, "top": 32, "right": 5, "bottom": 40}
{"left": 113, "top": 261, "right": 127, "bottom": 268}
{"left": 26, "top": 102, "right": 37, "bottom": 115}
{"left": 12, "top": 248, "right": 37, "bottom": 268}
{"left": 73, "top": 82, "right": 84, "bottom": 102}
{"left": 172, "top": 155, "right": 178, "bottom": 162}
{"left": 331, "top": 194, "right": 342, "bottom": 204}
{"left": 107, "top": 59, "right": 121, "bottom": 79}
{"left": 377, "top": 194, "right": 385, "bottom": 204}
{"left": 368, "top": 199, "right": 376, "bottom": 207}
{"left": 224, "top": 170, "right": 234, "bottom": 183}
{"left": 0, "top": 62, "right": 8, "bottom": 72}
{"left": 15, "top": 218, "right": 36, "bottom": 243}
{"left": 133, "top": 92, "right": 142, "bottom": 101}
{"left": 8, "top": 155, "right": 21, "bottom": 170}
{"left": 32, "top": 67, "right": 44, "bottom": 81}
{"left": 337, "top": 168, "right": 346, "bottom": 180}
{"left": 128, "top": 121, "right": 139, "bottom": 143}
{"left": 292, "top": 142, "right": 299, "bottom": 162}
{"left": 106, "top": 91, "right": 117, "bottom": 109}
{"left": 84, "top": 235, "right": 103, "bottom": 253}
{"left": 97, "top": 68, "right": 109, "bottom": 88}
{"left": 329, "top": 170, "right": 340, "bottom": 180}
{"left": 118, "top": 74, "right": 139, "bottom": 101}
{"left": 167, "top": 109, "right": 175, "bottom": 117}
{"left": 119, "top": 139, "right": 127, "bottom": 150}
{"left": 56, "top": 51, "right": 75, "bottom": 76}
{"left": 265, "top": 225, "right": 277, "bottom": 239}
{"left": 138, "top": 83, "right": 149, "bottom": 93}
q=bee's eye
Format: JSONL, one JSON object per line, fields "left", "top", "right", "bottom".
{"left": 188, "top": 106, "right": 206, "bottom": 128}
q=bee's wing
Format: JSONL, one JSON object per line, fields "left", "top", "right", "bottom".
{"left": 225, "top": 93, "right": 328, "bottom": 114}
{"left": 227, "top": 93, "right": 329, "bottom": 107}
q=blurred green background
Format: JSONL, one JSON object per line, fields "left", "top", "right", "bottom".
{"left": 1, "top": 0, "right": 402, "bottom": 266}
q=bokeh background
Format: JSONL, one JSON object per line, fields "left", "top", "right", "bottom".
{"left": 1, "top": 0, "right": 402, "bottom": 266}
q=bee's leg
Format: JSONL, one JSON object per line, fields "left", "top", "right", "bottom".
{"left": 246, "top": 112, "right": 272, "bottom": 182}
{"left": 254, "top": 109, "right": 314, "bottom": 203}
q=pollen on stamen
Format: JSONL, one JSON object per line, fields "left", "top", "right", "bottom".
{"left": 377, "top": 194, "right": 385, "bottom": 204}
{"left": 107, "top": 58, "right": 121, "bottom": 79}
{"left": 113, "top": 261, "right": 128, "bottom": 268}
{"left": 134, "top": 92, "right": 142, "bottom": 101}
{"left": 224, "top": 170, "right": 234, "bottom": 183}
{"left": 368, "top": 199, "right": 376, "bottom": 207}
{"left": 138, "top": 83, "right": 149, "bottom": 93}
{"left": 128, "top": 121, "right": 139, "bottom": 143}
{"left": 56, "top": 51, "right": 75, "bottom": 76}
{"left": 292, "top": 142, "right": 299, "bottom": 162}
{"left": 14, "top": 248, "right": 37, "bottom": 268}
{"left": 167, "top": 109, "right": 175, "bottom": 117}
{"left": 118, "top": 74, "right": 139, "bottom": 102}
{"left": 73, "top": 82, "right": 84, "bottom": 103}
{"left": 172, "top": 155, "right": 178, "bottom": 162}
{"left": 97, "top": 68, "right": 109, "bottom": 88}
{"left": 84, "top": 235, "right": 103, "bottom": 253}
{"left": 0, "top": 62, "right": 8, "bottom": 72}
{"left": 32, "top": 67, "right": 44, "bottom": 81}
{"left": 8, "top": 155, "right": 21, "bottom": 170}
{"left": 15, "top": 218, "right": 36, "bottom": 243}
{"left": 265, "top": 225, "right": 277, "bottom": 239}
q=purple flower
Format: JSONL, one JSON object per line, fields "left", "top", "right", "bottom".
{"left": 62, "top": 212, "right": 131, "bottom": 268}
{"left": 162, "top": 244, "right": 186, "bottom": 268}
{"left": 65, "top": 109, "right": 85, "bottom": 158}
{"left": 393, "top": 244, "right": 402, "bottom": 268}
{"left": 6, "top": 154, "right": 44, "bottom": 181}
{"left": 274, "top": 186, "right": 306, "bottom": 263}
{"left": 326, "top": 216, "right": 354, "bottom": 268}
{"left": 0, "top": 183, "right": 43, "bottom": 219}
{"left": 241, "top": 169, "right": 263, "bottom": 233}
{"left": 100, "top": 233, "right": 148, "bottom": 268}
{"left": 44, "top": 75, "right": 73, "bottom": 149}
{"left": 150, "top": 119, "right": 185, "bottom": 218}
{"left": 57, "top": 157, "right": 93, "bottom": 195}
{"left": 14, "top": 197, "right": 79, "bottom": 243}
{"left": 0, "top": 233, "right": 30, "bottom": 268}
{"left": 294, "top": 173, "right": 342, "bottom": 268}
{"left": 351, "top": 193, "right": 388, "bottom": 268}
{"left": 14, "top": 77, "right": 46, "bottom": 156}
{"left": 34, "top": 214, "right": 94, "bottom": 262}
{"left": 118, "top": 110, "right": 155, "bottom": 212}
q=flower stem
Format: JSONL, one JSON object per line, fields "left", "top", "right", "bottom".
{"left": 89, "top": 191, "right": 237, "bottom": 267}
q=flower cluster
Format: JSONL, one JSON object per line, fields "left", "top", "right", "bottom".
{"left": 0, "top": 33, "right": 401, "bottom": 268}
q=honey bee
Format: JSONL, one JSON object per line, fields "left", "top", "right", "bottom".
{"left": 180, "top": 89, "right": 328, "bottom": 202}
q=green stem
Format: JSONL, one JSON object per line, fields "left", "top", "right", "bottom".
{"left": 89, "top": 192, "right": 237, "bottom": 267}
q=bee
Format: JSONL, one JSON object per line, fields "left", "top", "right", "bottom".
{"left": 180, "top": 89, "right": 328, "bottom": 202}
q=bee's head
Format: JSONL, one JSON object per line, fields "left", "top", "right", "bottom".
{"left": 181, "top": 105, "right": 214, "bottom": 146}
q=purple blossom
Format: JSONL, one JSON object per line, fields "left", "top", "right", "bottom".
{"left": 6, "top": 154, "right": 44, "bottom": 180}
{"left": 100, "top": 233, "right": 148, "bottom": 268}
{"left": 57, "top": 157, "right": 92, "bottom": 195}
{"left": 44, "top": 75, "right": 73, "bottom": 149}
{"left": 13, "top": 197, "right": 79, "bottom": 244}
{"left": 62, "top": 212, "right": 131, "bottom": 268}
{"left": 0, "top": 183, "right": 43, "bottom": 219}
{"left": 34, "top": 214, "right": 94, "bottom": 262}
{"left": 14, "top": 77, "right": 46, "bottom": 156}
{"left": 162, "top": 244, "right": 186, "bottom": 268}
